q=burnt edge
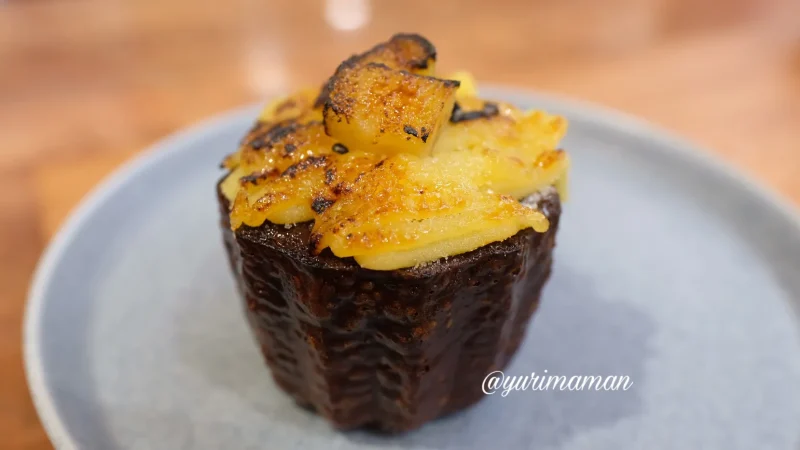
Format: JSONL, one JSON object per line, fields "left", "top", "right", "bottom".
{"left": 450, "top": 101, "right": 500, "bottom": 123}
{"left": 387, "top": 32, "right": 437, "bottom": 69}
{"left": 281, "top": 155, "right": 328, "bottom": 179}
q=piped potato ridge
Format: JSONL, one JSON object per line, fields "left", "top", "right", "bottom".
{"left": 221, "top": 33, "right": 569, "bottom": 270}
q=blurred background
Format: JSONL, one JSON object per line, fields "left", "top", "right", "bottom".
{"left": 2, "top": 0, "right": 800, "bottom": 447}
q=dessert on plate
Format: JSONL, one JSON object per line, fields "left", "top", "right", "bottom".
{"left": 217, "top": 33, "right": 569, "bottom": 432}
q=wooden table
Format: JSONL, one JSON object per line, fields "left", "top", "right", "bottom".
{"left": 2, "top": 0, "right": 799, "bottom": 447}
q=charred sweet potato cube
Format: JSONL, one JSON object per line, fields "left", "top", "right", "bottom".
{"left": 323, "top": 63, "right": 459, "bottom": 157}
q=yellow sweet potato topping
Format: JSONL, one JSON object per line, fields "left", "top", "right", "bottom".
{"left": 221, "top": 34, "right": 569, "bottom": 270}
{"left": 323, "top": 63, "right": 458, "bottom": 157}
{"left": 309, "top": 153, "right": 550, "bottom": 270}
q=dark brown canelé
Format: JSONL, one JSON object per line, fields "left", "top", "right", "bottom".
{"left": 217, "top": 34, "right": 569, "bottom": 432}
{"left": 217, "top": 182, "right": 561, "bottom": 432}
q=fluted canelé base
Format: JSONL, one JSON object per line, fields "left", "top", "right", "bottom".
{"left": 217, "top": 182, "right": 560, "bottom": 432}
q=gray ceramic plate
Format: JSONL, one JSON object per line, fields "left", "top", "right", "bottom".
{"left": 25, "top": 87, "right": 800, "bottom": 450}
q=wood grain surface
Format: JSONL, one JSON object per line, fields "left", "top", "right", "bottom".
{"left": 2, "top": 0, "right": 799, "bottom": 447}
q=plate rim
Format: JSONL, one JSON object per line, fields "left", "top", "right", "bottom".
{"left": 23, "top": 86, "right": 800, "bottom": 449}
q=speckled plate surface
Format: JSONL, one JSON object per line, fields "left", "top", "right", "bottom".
{"left": 25, "top": 88, "right": 800, "bottom": 450}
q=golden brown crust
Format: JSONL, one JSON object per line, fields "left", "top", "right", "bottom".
{"left": 220, "top": 34, "right": 570, "bottom": 270}
{"left": 322, "top": 63, "right": 458, "bottom": 156}
{"left": 315, "top": 33, "right": 437, "bottom": 108}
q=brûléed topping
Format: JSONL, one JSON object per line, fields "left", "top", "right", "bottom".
{"left": 220, "top": 34, "right": 569, "bottom": 270}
